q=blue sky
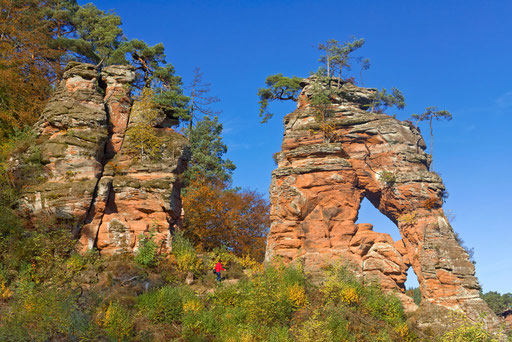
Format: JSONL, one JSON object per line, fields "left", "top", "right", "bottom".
{"left": 83, "top": 0, "right": 511, "bottom": 293}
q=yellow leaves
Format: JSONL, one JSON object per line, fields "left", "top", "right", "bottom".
{"left": 1, "top": 281, "right": 12, "bottom": 301}
{"left": 182, "top": 177, "right": 269, "bottom": 261}
{"left": 126, "top": 88, "right": 164, "bottom": 159}
{"left": 238, "top": 254, "right": 264, "bottom": 274}
{"left": 101, "top": 301, "right": 133, "bottom": 340}
{"left": 398, "top": 210, "right": 417, "bottom": 225}
{"left": 440, "top": 311, "right": 500, "bottom": 342}
{"left": 287, "top": 283, "right": 308, "bottom": 307}
{"left": 183, "top": 299, "right": 203, "bottom": 314}
{"left": 394, "top": 323, "right": 415, "bottom": 342}
{"left": 175, "top": 250, "right": 202, "bottom": 274}
{"left": 340, "top": 286, "right": 359, "bottom": 305}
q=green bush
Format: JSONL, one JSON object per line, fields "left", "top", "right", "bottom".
{"left": 137, "top": 285, "right": 195, "bottom": 323}
{"left": 0, "top": 285, "right": 92, "bottom": 341}
{"left": 102, "top": 301, "right": 134, "bottom": 341}
{"left": 135, "top": 233, "right": 158, "bottom": 267}
{"left": 441, "top": 321, "right": 499, "bottom": 342}
{"left": 172, "top": 231, "right": 202, "bottom": 275}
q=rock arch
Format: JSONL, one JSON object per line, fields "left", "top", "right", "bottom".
{"left": 265, "top": 77, "right": 498, "bottom": 327}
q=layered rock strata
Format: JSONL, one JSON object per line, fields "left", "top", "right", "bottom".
{"left": 266, "top": 76, "right": 499, "bottom": 327}
{"left": 20, "top": 62, "right": 189, "bottom": 254}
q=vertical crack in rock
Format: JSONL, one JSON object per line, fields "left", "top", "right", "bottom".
{"left": 19, "top": 62, "right": 190, "bottom": 256}
{"left": 79, "top": 65, "right": 136, "bottom": 250}
{"left": 79, "top": 64, "right": 190, "bottom": 255}
{"left": 266, "top": 76, "right": 501, "bottom": 330}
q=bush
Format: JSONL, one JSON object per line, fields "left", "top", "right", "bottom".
{"left": 378, "top": 170, "right": 396, "bottom": 186}
{"left": 0, "top": 285, "right": 91, "bottom": 341}
{"left": 137, "top": 285, "right": 194, "bottom": 324}
{"left": 441, "top": 320, "right": 499, "bottom": 341}
{"left": 172, "top": 231, "right": 202, "bottom": 275}
{"left": 135, "top": 233, "right": 158, "bottom": 267}
{"left": 101, "top": 301, "right": 134, "bottom": 341}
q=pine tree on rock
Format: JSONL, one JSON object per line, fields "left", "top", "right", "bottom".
{"left": 411, "top": 106, "right": 452, "bottom": 171}
{"left": 257, "top": 74, "right": 302, "bottom": 123}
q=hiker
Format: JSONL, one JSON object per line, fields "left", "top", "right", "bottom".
{"left": 214, "top": 260, "right": 226, "bottom": 282}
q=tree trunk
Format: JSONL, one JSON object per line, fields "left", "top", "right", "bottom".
{"left": 188, "top": 93, "right": 195, "bottom": 139}
{"left": 326, "top": 55, "right": 330, "bottom": 78}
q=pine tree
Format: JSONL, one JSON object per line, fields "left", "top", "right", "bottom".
{"left": 185, "top": 116, "right": 235, "bottom": 184}
{"left": 119, "top": 40, "right": 189, "bottom": 123}
{"left": 411, "top": 107, "right": 452, "bottom": 171}
{"left": 257, "top": 74, "right": 302, "bottom": 123}
{"left": 368, "top": 87, "right": 405, "bottom": 113}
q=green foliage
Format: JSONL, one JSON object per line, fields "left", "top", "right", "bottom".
{"left": 318, "top": 37, "right": 365, "bottom": 82}
{"left": 101, "top": 300, "right": 134, "bottom": 341}
{"left": 118, "top": 39, "right": 190, "bottom": 122}
{"left": 70, "top": 3, "right": 125, "bottom": 64}
{"left": 125, "top": 88, "right": 165, "bottom": 159}
{"left": 368, "top": 87, "right": 406, "bottom": 113}
{"left": 411, "top": 106, "right": 452, "bottom": 128}
{"left": 0, "top": 284, "right": 93, "bottom": 341}
{"left": 410, "top": 106, "right": 452, "bottom": 171}
{"left": 135, "top": 233, "right": 158, "bottom": 267}
{"left": 440, "top": 313, "right": 500, "bottom": 342}
{"left": 257, "top": 74, "right": 303, "bottom": 123}
{"left": 185, "top": 115, "right": 236, "bottom": 184}
{"left": 481, "top": 291, "right": 512, "bottom": 315}
{"left": 378, "top": 170, "right": 396, "bottom": 186}
{"left": 406, "top": 287, "right": 422, "bottom": 305}
{"left": 137, "top": 286, "right": 194, "bottom": 323}
{"left": 172, "top": 231, "right": 203, "bottom": 275}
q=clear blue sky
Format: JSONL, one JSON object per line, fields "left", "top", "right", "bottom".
{"left": 82, "top": 0, "right": 512, "bottom": 293}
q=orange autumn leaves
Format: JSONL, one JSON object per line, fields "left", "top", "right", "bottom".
{"left": 0, "top": 0, "right": 62, "bottom": 140}
{"left": 182, "top": 177, "right": 270, "bottom": 261}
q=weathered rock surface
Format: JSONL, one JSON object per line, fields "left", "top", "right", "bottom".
{"left": 20, "top": 62, "right": 189, "bottom": 255}
{"left": 266, "top": 76, "right": 500, "bottom": 328}
{"left": 21, "top": 62, "right": 108, "bottom": 221}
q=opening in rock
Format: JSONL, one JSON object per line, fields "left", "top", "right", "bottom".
{"left": 405, "top": 267, "right": 419, "bottom": 289}
{"left": 405, "top": 267, "right": 421, "bottom": 305}
{"left": 356, "top": 197, "right": 401, "bottom": 241}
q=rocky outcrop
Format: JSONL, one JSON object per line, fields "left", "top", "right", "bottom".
{"left": 20, "top": 62, "right": 189, "bottom": 254}
{"left": 266, "top": 76, "right": 500, "bottom": 328}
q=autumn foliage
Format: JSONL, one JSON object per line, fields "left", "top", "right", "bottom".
{"left": 0, "top": 0, "right": 61, "bottom": 141}
{"left": 182, "top": 177, "right": 270, "bottom": 261}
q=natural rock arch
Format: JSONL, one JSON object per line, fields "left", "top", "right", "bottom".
{"left": 265, "top": 76, "right": 499, "bottom": 327}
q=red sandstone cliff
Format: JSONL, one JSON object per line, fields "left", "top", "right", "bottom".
{"left": 266, "top": 76, "right": 501, "bottom": 329}
{"left": 19, "top": 62, "right": 189, "bottom": 254}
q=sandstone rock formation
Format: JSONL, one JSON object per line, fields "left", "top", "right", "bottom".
{"left": 20, "top": 62, "right": 189, "bottom": 254}
{"left": 266, "top": 76, "right": 500, "bottom": 327}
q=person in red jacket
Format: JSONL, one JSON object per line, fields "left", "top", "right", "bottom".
{"left": 214, "top": 260, "right": 226, "bottom": 282}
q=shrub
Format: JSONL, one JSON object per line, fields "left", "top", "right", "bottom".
{"left": 137, "top": 285, "right": 195, "bottom": 324}
{"left": 135, "top": 233, "right": 158, "bottom": 267}
{"left": 378, "top": 170, "right": 396, "bottom": 186}
{"left": 101, "top": 301, "right": 134, "bottom": 341}
{"left": 441, "top": 320, "right": 499, "bottom": 342}
{"left": 172, "top": 231, "right": 202, "bottom": 275}
{"left": 0, "top": 285, "right": 89, "bottom": 341}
